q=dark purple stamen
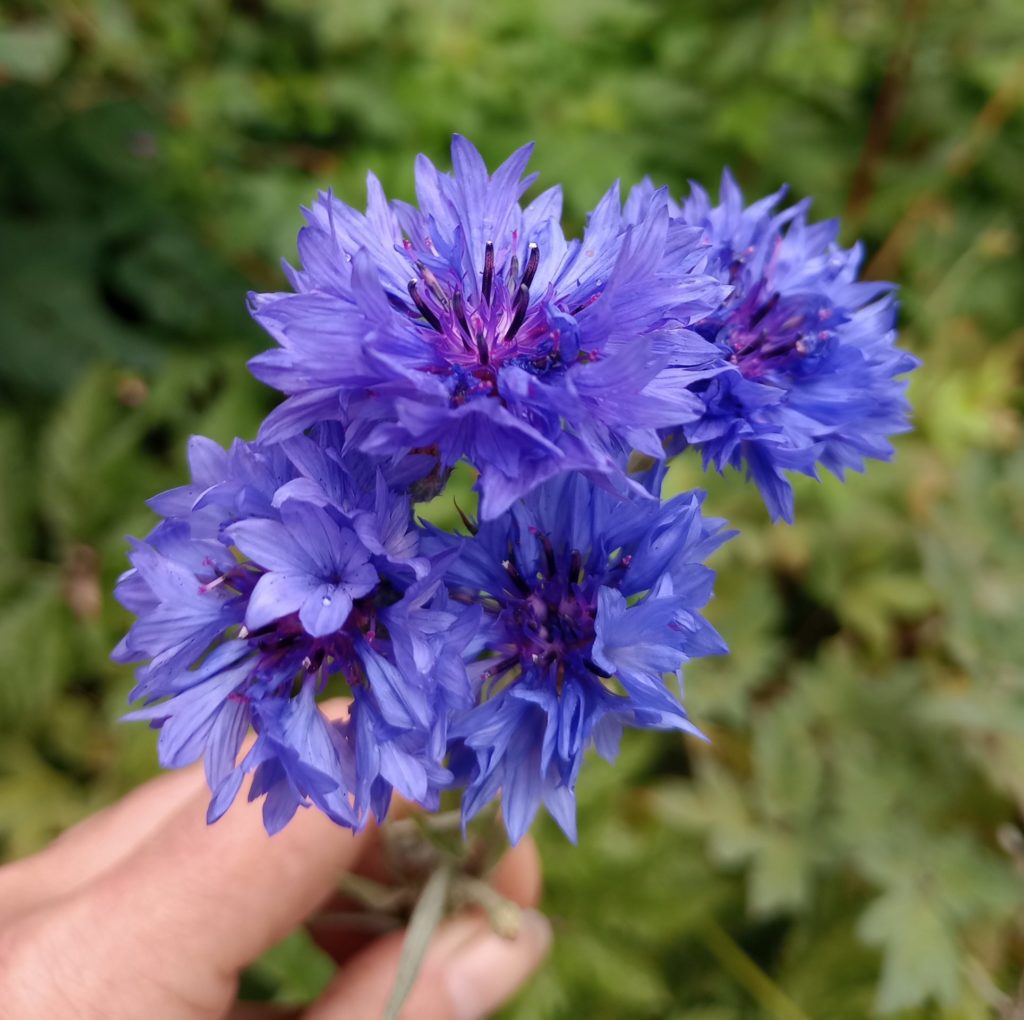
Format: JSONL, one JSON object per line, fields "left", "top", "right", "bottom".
{"left": 408, "top": 280, "right": 442, "bottom": 333}
{"left": 502, "top": 558, "right": 531, "bottom": 595}
{"left": 386, "top": 291, "right": 417, "bottom": 317}
{"left": 749, "top": 291, "right": 779, "bottom": 328}
{"left": 476, "top": 330, "right": 490, "bottom": 366}
{"left": 506, "top": 284, "right": 530, "bottom": 341}
{"left": 452, "top": 291, "right": 473, "bottom": 351}
{"left": 521, "top": 242, "right": 540, "bottom": 289}
{"left": 531, "top": 527, "right": 557, "bottom": 577}
{"left": 482, "top": 241, "right": 495, "bottom": 305}
{"left": 481, "top": 655, "right": 519, "bottom": 681}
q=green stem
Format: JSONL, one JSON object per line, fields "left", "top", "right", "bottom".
{"left": 699, "top": 920, "right": 813, "bottom": 1020}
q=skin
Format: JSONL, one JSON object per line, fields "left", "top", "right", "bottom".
{"left": 0, "top": 702, "right": 550, "bottom": 1020}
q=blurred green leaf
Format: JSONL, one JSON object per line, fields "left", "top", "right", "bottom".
{"left": 857, "top": 882, "right": 961, "bottom": 1013}
{"left": 0, "top": 574, "right": 71, "bottom": 730}
{"left": 243, "top": 929, "right": 335, "bottom": 1007}
{"left": 0, "top": 20, "right": 69, "bottom": 83}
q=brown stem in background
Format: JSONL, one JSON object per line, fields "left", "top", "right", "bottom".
{"left": 846, "top": 0, "right": 927, "bottom": 222}
{"left": 866, "top": 59, "right": 1024, "bottom": 281}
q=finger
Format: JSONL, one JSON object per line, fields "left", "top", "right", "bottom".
{"left": 490, "top": 834, "right": 543, "bottom": 908}
{"left": 23, "top": 705, "right": 373, "bottom": 1016}
{"left": 31, "top": 782, "right": 370, "bottom": 1019}
{"left": 308, "top": 832, "right": 542, "bottom": 966}
{"left": 0, "top": 765, "right": 205, "bottom": 918}
{"left": 304, "top": 836, "right": 547, "bottom": 1020}
{"left": 304, "top": 909, "right": 552, "bottom": 1020}
{"left": 0, "top": 699, "right": 351, "bottom": 920}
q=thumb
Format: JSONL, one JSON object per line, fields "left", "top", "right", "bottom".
{"left": 304, "top": 908, "right": 552, "bottom": 1020}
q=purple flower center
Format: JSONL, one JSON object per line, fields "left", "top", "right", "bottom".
{"left": 198, "top": 563, "right": 390, "bottom": 697}
{"left": 387, "top": 240, "right": 567, "bottom": 401}
{"left": 716, "top": 283, "right": 837, "bottom": 381}
{"left": 460, "top": 531, "right": 630, "bottom": 696}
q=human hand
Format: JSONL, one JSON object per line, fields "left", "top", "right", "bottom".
{"left": 0, "top": 723, "right": 550, "bottom": 1020}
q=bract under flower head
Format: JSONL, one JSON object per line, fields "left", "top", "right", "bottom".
{"left": 113, "top": 429, "right": 476, "bottom": 834}
{"left": 248, "top": 136, "right": 726, "bottom": 520}
{"left": 430, "top": 470, "right": 733, "bottom": 844}
{"left": 649, "top": 171, "right": 919, "bottom": 522}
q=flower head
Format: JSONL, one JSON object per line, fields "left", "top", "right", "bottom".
{"left": 430, "top": 471, "right": 732, "bottom": 844}
{"left": 248, "top": 136, "right": 726, "bottom": 519}
{"left": 651, "top": 171, "right": 919, "bottom": 522}
{"left": 114, "top": 430, "right": 474, "bottom": 833}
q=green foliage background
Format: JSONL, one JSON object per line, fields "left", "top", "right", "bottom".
{"left": 1, "top": 1, "right": 1022, "bottom": 1015}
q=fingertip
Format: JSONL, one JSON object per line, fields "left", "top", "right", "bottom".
{"left": 442, "top": 908, "right": 552, "bottom": 1020}
{"left": 305, "top": 908, "right": 552, "bottom": 1020}
{"left": 490, "top": 835, "right": 542, "bottom": 908}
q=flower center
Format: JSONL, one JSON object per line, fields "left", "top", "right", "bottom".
{"left": 715, "top": 284, "right": 838, "bottom": 382}
{"left": 201, "top": 567, "right": 394, "bottom": 698}
{"left": 505, "top": 543, "right": 594, "bottom": 667}
{"left": 387, "top": 240, "right": 568, "bottom": 399}
{"left": 459, "top": 531, "right": 631, "bottom": 696}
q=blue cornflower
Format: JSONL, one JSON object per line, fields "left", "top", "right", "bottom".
{"left": 644, "top": 171, "right": 919, "bottom": 522}
{"left": 429, "top": 471, "right": 733, "bottom": 844}
{"left": 248, "top": 136, "right": 726, "bottom": 520}
{"left": 113, "top": 430, "right": 475, "bottom": 833}
{"left": 228, "top": 502, "right": 379, "bottom": 638}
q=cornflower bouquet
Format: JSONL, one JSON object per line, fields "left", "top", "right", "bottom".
{"left": 113, "top": 136, "right": 917, "bottom": 1011}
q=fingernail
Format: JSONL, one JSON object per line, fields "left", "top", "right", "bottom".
{"left": 428, "top": 913, "right": 494, "bottom": 960}
{"left": 443, "top": 909, "right": 552, "bottom": 1020}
